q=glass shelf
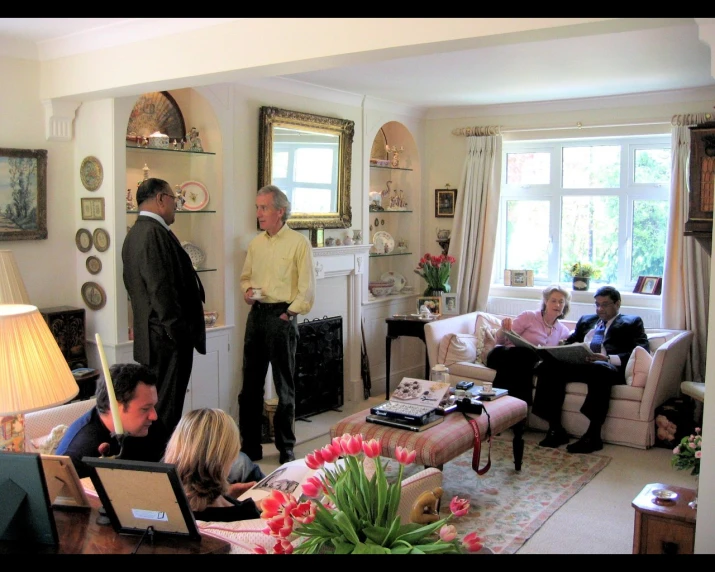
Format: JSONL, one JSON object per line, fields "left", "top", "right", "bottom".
{"left": 370, "top": 164, "right": 413, "bottom": 172}
{"left": 369, "top": 251, "right": 413, "bottom": 258}
{"left": 126, "top": 210, "right": 217, "bottom": 214}
{"left": 126, "top": 146, "right": 216, "bottom": 156}
{"left": 369, "top": 209, "right": 413, "bottom": 213}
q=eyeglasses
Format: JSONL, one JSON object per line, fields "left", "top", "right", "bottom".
{"left": 158, "top": 193, "right": 178, "bottom": 205}
{"left": 594, "top": 301, "right": 616, "bottom": 309}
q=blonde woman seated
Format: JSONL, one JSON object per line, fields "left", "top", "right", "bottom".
{"left": 163, "top": 408, "right": 262, "bottom": 522}
{"left": 485, "top": 285, "right": 572, "bottom": 441}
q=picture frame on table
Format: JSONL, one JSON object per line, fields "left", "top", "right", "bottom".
{"left": 80, "top": 197, "right": 105, "bottom": 221}
{"left": 441, "top": 292, "right": 458, "bottom": 315}
{"left": 435, "top": 188, "right": 457, "bottom": 218}
{"left": 633, "top": 276, "right": 662, "bottom": 295}
{"left": 416, "top": 296, "right": 441, "bottom": 316}
{"left": 0, "top": 148, "right": 47, "bottom": 241}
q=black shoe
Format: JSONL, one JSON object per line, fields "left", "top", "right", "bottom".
{"left": 538, "top": 428, "right": 570, "bottom": 448}
{"left": 279, "top": 449, "right": 296, "bottom": 465}
{"left": 566, "top": 435, "right": 603, "bottom": 454}
{"left": 243, "top": 447, "right": 263, "bottom": 462}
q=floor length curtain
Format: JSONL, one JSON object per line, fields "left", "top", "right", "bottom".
{"left": 662, "top": 114, "right": 711, "bottom": 381}
{"left": 451, "top": 132, "right": 502, "bottom": 314}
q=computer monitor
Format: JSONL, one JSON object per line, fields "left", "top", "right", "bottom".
{"left": 0, "top": 451, "right": 59, "bottom": 546}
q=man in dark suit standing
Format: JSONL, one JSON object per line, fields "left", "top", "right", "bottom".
{"left": 532, "top": 285, "right": 649, "bottom": 453}
{"left": 122, "top": 178, "right": 206, "bottom": 434}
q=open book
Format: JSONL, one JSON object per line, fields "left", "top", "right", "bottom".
{"left": 504, "top": 329, "right": 594, "bottom": 365}
{"left": 238, "top": 458, "right": 342, "bottom": 503}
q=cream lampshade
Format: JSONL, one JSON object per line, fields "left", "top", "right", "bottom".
{"left": 0, "top": 250, "right": 30, "bottom": 304}
{"left": 0, "top": 304, "right": 79, "bottom": 451}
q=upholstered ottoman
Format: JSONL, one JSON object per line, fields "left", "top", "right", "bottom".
{"left": 330, "top": 396, "right": 528, "bottom": 471}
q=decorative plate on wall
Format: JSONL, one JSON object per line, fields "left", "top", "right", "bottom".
{"left": 86, "top": 255, "right": 102, "bottom": 275}
{"left": 81, "top": 281, "right": 107, "bottom": 311}
{"left": 80, "top": 156, "right": 103, "bottom": 191}
{"left": 126, "top": 91, "right": 186, "bottom": 141}
{"left": 75, "top": 228, "right": 93, "bottom": 253}
{"left": 93, "top": 228, "right": 110, "bottom": 252}
{"left": 179, "top": 181, "right": 210, "bottom": 211}
{"left": 372, "top": 230, "right": 395, "bottom": 255}
{"left": 181, "top": 241, "right": 206, "bottom": 270}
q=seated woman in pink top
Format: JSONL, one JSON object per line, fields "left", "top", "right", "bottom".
{"left": 485, "top": 284, "right": 572, "bottom": 406}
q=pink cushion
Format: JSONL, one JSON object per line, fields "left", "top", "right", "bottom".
{"left": 625, "top": 346, "right": 652, "bottom": 387}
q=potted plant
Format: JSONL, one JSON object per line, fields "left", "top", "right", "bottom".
{"left": 564, "top": 262, "right": 601, "bottom": 291}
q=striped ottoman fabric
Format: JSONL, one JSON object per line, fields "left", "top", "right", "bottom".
{"left": 330, "top": 396, "right": 528, "bottom": 470}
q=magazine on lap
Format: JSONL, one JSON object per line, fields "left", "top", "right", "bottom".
{"left": 238, "top": 458, "right": 342, "bottom": 503}
{"left": 503, "top": 330, "right": 594, "bottom": 365}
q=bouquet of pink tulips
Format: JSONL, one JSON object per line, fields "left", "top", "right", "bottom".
{"left": 255, "top": 433, "right": 482, "bottom": 554}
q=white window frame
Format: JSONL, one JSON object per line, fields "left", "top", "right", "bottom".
{"left": 493, "top": 135, "right": 671, "bottom": 292}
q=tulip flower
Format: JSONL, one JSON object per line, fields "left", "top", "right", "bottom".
{"left": 304, "top": 450, "right": 325, "bottom": 470}
{"left": 362, "top": 438, "right": 381, "bottom": 458}
{"left": 395, "top": 445, "right": 417, "bottom": 465}
{"left": 339, "top": 433, "right": 363, "bottom": 456}
{"left": 439, "top": 524, "right": 457, "bottom": 542}
{"left": 449, "top": 495, "right": 470, "bottom": 517}
{"left": 462, "top": 531, "right": 483, "bottom": 552}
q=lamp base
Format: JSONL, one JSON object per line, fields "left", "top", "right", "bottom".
{"left": 0, "top": 414, "right": 25, "bottom": 452}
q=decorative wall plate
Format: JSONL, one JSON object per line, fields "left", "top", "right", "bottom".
{"left": 381, "top": 271, "right": 406, "bottom": 293}
{"left": 126, "top": 91, "right": 186, "bottom": 140}
{"left": 372, "top": 231, "right": 394, "bottom": 255}
{"left": 179, "top": 181, "right": 209, "bottom": 211}
{"left": 75, "top": 228, "right": 93, "bottom": 253}
{"left": 80, "top": 156, "right": 103, "bottom": 191}
{"left": 81, "top": 281, "right": 107, "bottom": 311}
{"left": 93, "top": 228, "right": 110, "bottom": 252}
{"left": 86, "top": 255, "right": 102, "bottom": 275}
{"left": 181, "top": 241, "right": 206, "bottom": 270}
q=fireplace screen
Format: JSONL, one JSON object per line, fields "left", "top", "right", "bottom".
{"left": 295, "top": 315, "right": 344, "bottom": 420}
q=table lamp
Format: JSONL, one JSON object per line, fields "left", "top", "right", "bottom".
{"left": 0, "top": 304, "right": 79, "bottom": 452}
{"left": 0, "top": 250, "right": 30, "bottom": 304}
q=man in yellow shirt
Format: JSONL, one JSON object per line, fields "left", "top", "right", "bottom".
{"left": 239, "top": 185, "right": 315, "bottom": 465}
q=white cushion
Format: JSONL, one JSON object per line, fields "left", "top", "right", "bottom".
{"left": 438, "top": 333, "right": 479, "bottom": 366}
{"left": 625, "top": 346, "right": 652, "bottom": 387}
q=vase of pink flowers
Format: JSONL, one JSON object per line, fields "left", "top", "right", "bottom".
{"left": 671, "top": 427, "right": 702, "bottom": 508}
{"left": 254, "top": 433, "right": 482, "bottom": 554}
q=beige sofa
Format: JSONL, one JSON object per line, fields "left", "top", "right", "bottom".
{"left": 424, "top": 311, "right": 694, "bottom": 449}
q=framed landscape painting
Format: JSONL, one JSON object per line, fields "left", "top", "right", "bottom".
{"left": 0, "top": 148, "right": 48, "bottom": 241}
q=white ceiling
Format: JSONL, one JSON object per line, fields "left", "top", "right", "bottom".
{"left": 0, "top": 18, "right": 713, "bottom": 111}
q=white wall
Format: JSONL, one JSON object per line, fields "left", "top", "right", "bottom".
{"left": 0, "top": 57, "right": 77, "bottom": 308}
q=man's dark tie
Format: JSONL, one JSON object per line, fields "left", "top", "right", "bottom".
{"left": 589, "top": 321, "right": 606, "bottom": 353}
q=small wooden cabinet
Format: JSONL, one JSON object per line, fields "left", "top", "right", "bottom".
{"left": 632, "top": 482, "right": 697, "bottom": 554}
{"left": 686, "top": 122, "right": 715, "bottom": 251}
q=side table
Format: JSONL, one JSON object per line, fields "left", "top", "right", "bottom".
{"left": 385, "top": 317, "right": 433, "bottom": 398}
{"left": 632, "top": 482, "right": 697, "bottom": 554}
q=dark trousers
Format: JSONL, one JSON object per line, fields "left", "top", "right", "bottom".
{"left": 148, "top": 324, "right": 194, "bottom": 435}
{"left": 239, "top": 302, "right": 298, "bottom": 456}
{"left": 531, "top": 354, "right": 624, "bottom": 433}
{"left": 485, "top": 345, "right": 541, "bottom": 405}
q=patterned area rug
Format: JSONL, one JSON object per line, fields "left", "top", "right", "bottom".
{"left": 385, "top": 436, "right": 610, "bottom": 554}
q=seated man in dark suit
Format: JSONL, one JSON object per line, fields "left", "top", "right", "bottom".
{"left": 532, "top": 286, "right": 649, "bottom": 454}
{"left": 57, "top": 363, "right": 263, "bottom": 495}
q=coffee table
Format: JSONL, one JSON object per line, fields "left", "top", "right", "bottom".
{"left": 330, "top": 395, "right": 528, "bottom": 471}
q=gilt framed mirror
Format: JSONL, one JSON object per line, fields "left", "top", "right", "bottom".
{"left": 258, "top": 107, "right": 354, "bottom": 237}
